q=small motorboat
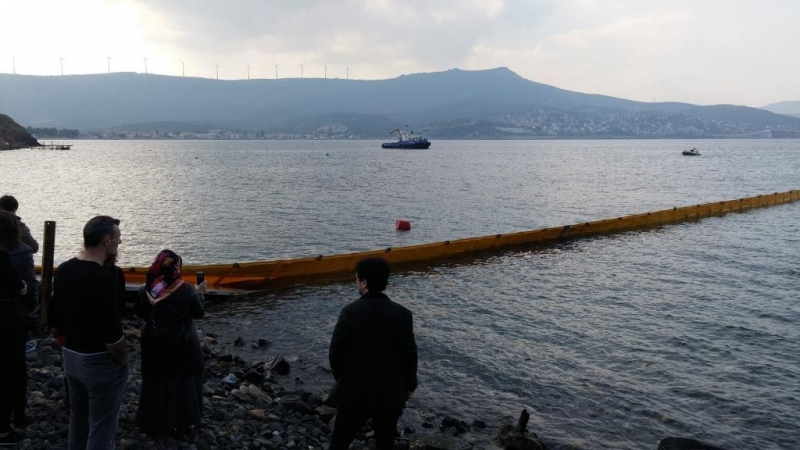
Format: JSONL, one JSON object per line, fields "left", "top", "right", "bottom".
{"left": 682, "top": 148, "right": 701, "bottom": 156}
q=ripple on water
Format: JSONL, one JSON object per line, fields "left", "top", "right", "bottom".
{"left": 5, "top": 140, "right": 799, "bottom": 449}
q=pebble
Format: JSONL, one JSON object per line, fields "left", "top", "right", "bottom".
{"left": 15, "top": 317, "right": 494, "bottom": 450}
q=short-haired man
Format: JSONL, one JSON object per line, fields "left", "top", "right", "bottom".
{"left": 328, "top": 257, "right": 418, "bottom": 450}
{"left": 51, "top": 216, "right": 129, "bottom": 450}
{"left": 0, "top": 195, "right": 39, "bottom": 253}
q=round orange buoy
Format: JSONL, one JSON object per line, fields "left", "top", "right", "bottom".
{"left": 396, "top": 219, "right": 411, "bottom": 231}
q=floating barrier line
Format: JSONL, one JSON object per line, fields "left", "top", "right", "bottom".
{"left": 36, "top": 190, "right": 799, "bottom": 289}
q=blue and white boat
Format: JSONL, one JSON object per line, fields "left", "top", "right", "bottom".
{"left": 381, "top": 128, "right": 431, "bottom": 149}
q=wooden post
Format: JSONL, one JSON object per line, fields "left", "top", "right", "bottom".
{"left": 40, "top": 221, "right": 56, "bottom": 325}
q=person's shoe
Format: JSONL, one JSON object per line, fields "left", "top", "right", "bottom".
{"left": 11, "top": 416, "right": 33, "bottom": 432}
{"left": 0, "top": 430, "right": 24, "bottom": 446}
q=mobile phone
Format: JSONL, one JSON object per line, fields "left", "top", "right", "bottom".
{"left": 196, "top": 271, "right": 205, "bottom": 285}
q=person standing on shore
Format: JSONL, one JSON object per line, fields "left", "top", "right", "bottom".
{"left": 0, "top": 212, "right": 29, "bottom": 446}
{"left": 0, "top": 195, "right": 39, "bottom": 254}
{"left": 328, "top": 257, "right": 418, "bottom": 450}
{"left": 0, "top": 211, "right": 38, "bottom": 433}
{"left": 51, "top": 216, "right": 129, "bottom": 450}
{"left": 135, "top": 249, "right": 206, "bottom": 441}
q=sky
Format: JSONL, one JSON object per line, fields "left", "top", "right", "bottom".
{"left": 1, "top": 0, "right": 798, "bottom": 107}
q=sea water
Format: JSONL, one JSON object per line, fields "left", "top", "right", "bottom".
{"left": 3, "top": 139, "right": 798, "bottom": 448}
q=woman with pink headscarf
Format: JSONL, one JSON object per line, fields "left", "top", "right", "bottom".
{"left": 135, "top": 249, "right": 206, "bottom": 440}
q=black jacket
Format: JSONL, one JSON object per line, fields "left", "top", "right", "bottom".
{"left": 136, "top": 283, "right": 205, "bottom": 380}
{"left": 329, "top": 291, "right": 418, "bottom": 411}
{"left": 15, "top": 216, "right": 38, "bottom": 254}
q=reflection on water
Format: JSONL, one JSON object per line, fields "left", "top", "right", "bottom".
{"left": 3, "top": 139, "right": 799, "bottom": 449}
{"left": 2, "top": 139, "right": 798, "bottom": 266}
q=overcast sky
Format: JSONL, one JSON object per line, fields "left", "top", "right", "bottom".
{"left": 2, "top": 0, "right": 798, "bottom": 107}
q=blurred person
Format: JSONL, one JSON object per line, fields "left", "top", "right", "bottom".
{"left": 0, "top": 211, "right": 29, "bottom": 446}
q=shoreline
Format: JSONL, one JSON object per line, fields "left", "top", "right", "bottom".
{"left": 19, "top": 316, "right": 500, "bottom": 450}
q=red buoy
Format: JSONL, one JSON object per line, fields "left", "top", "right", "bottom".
{"left": 395, "top": 219, "right": 411, "bottom": 231}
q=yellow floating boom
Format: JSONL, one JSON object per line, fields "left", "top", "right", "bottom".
{"left": 37, "top": 190, "right": 799, "bottom": 288}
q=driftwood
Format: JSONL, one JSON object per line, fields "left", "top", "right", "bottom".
{"left": 496, "top": 409, "right": 545, "bottom": 450}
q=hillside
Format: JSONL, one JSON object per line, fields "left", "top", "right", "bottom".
{"left": 0, "top": 114, "right": 39, "bottom": 149}
{"left": 1, "top": 69, "right": 799, "bottom": 139}
{"left": 761, "top": 101, "right": 800, "bottom": 118}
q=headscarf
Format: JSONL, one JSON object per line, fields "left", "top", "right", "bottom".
{"left": 145, "top": 249, "right": 185, "bottom": 305}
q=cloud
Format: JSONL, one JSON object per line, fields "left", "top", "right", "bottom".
{"left": 2, "top": 0, "right": 798, "bottom": 105}
{"left": 130, "top": 0, "right": 556, "bottom": 77}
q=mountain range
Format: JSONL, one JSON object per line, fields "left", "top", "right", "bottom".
{"left": 1, "top": 68, "right": 799, "bottom": 139}
{"left": 761, "top": 101, "right": 800, "bottom": 118}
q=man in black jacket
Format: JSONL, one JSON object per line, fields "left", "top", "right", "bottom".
{"left": 328, "top": 257, "right": 418, "bottom": 450}
{"left": 0, "top": 195, "right": 38, "bottom": 254}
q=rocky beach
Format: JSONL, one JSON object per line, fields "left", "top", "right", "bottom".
{"left": 17, "top": 316, "right": 517, "bottom": 450}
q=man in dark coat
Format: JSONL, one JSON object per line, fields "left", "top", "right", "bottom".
{"left": 0, "top": 195, "right": 38, "bottom": 253}
{"left": 328, "top": 257, "right": 418, "bottom": 450}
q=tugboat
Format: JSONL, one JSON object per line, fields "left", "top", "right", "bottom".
{"left": 682, "top": 148, "right": 701, "bottom": 156}
{"left": 381, "top": 128, "right": 431, "bottom": 149}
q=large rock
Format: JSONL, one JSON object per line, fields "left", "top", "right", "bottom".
{"left": 0, "top": 114, "right": 39, "bottom": 150}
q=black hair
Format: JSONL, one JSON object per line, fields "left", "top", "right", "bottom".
{"left": 355, "top": 257, "right": 390, "bottom": 293}
{"left": 0, "top": 195, "right": 19, "bottom": 213}
{"left": 83, "top": 215, "right": 120, "bottom": 247}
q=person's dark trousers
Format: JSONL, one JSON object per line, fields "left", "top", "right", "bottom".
{"left": 329, "top": 409, "right": 401, "bottom": 450}
{"left": 11, "top": 331, "right": 27, "bottom": 429}
{"left": 63, "top": 348, "right": 129, "bottom": 450}
{"left": 0, "top": 329, "right": 27, "bottom": 433}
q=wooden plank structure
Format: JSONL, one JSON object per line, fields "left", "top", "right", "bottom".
{"left": 37, "top": 141, "right": 72, "bottom": 150}
{"left": 102, "top": 189, "right": 796, "bottom": 288}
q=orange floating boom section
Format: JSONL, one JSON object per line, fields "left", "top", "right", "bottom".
{"left": 37, "top": 190, "right": 800, "bottom": 288}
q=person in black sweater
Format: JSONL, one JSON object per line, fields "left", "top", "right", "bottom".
{"left": 328, "top": 257, "right": 418, "bottom": 450}
{"left": 51, "top": 215, "right": 129, "bottom": 450}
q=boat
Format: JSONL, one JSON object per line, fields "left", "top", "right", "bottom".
{"left": 381, "top": 128, "right": 431, "bottom": 149}
{"left": 682, "top": 148, "right": 701, "bottom": 156}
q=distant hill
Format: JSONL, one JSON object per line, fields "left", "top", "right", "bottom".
{"left": 0, "top": 114, "right": 39, "bottom": 149}
{"left": 761, "top": 101, "right": 800, "bottom": 118}
{"left": 1, "top": 68, "right": 799, "bottom": 139}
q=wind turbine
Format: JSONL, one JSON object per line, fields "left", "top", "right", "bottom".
{"left": 12, "top": 56, "right": 15, "bottom": 75}
{"left": 179, "top": 60, "right": 185, "bottom": 77}
{"left": 59, "top": 56, "right": 65, "bottom": 76}
{"left": 299, "top": 63, "right": 304, "bottom": 79}
{"left": 215, "top": 62, "right": 219, "bottom": 80}
{"left": 143, "top": 56, "right": 148, "bottom": 74}
{"left": 275, "top": 64, "right": 278, "bottom": 79}
{"left": 247, "top": 63, "right": 250, "bottom": 80}
{"left": 324, "top": 63, "right": 327, "bottom": 79}
{"left": 346, "top": 66, "right": 349, "bottom": 80}
{"left": 106, "top": 55, "right": 113, "bottom": 74}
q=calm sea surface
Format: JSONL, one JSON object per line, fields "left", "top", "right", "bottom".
{"left": 2, "top": 139, "right": 799, "bottom": 449}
